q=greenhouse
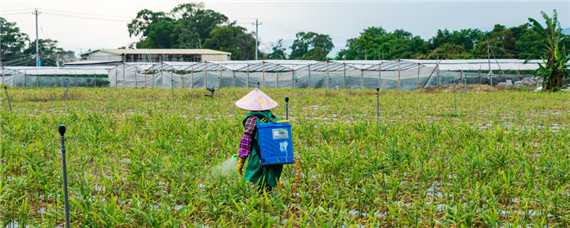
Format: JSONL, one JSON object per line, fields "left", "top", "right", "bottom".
{"left": 108, "top": 59, "right": 546, "bottom": 89}
{"left": 1, "top": 59, "right": 561, "bottom": 89}
{"left": 0, "top": 66, "right": 112, "bottom": 87}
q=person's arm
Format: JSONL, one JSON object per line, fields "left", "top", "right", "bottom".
{"left": 237, "top": 116, "right": 257, "bottom": 175}
{"left": 238, "top": 116, "right": 257, "bottom": 158}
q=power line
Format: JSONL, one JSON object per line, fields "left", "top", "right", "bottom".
{"left": 41, "top": 8, "right": 130, "bottom": 21}
{"left": 0, "top": 8, "right": 34, "bottom": 14}
{"left": 0, "top": 12, "right": 32, "bottom": 16}
{"left": 42, "top": 12, "right": 128, "bottom": 23}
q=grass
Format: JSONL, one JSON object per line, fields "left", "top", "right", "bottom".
{"left": 1, "top": 87, "right": 569, "bottom": 226}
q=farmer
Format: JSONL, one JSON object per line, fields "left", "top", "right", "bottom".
{"left": 236, "top": 88, "right": 283, "bottom": 191}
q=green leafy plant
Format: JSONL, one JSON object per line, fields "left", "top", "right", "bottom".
{"left": 0, "top": 88, "right": 569, "bottom": 226}
{"left": 528, "top": 10, "right": 569, "bottom": 91}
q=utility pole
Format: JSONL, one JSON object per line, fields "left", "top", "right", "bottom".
{"left": 1, "top": 23, "right": 4, "bottom": 72}
{"left": 0, "top": 24, "right": 4, "bottom": 84}
{"left": 34, "top": 9, "right": 41, "bottom": 67}
{"left": 254, "top": 18, "right": 262, "bottom": 60}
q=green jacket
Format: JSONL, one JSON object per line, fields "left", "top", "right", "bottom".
{"left": 242, "top": 111, "right": 283, "bottom": 189}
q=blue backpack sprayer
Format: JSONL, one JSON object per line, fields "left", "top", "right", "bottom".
{"left": 257, "top": 97, "right": 295, "bottom": 166}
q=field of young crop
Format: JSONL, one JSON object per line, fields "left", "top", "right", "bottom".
{"left": 1, "top": 87, "right": 569, "bottom": 226}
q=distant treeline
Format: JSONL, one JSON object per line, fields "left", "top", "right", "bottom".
{"left": 126, "top": 3, "right": 569, "bottom": 61}
{"left": 0, "top": 3, "right": 568, "bottom": 67}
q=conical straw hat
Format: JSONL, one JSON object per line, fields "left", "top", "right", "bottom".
{"left": 235, "top": 89, "right": 279, "bottom": 111}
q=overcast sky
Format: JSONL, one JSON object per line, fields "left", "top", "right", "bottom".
{"left": 1, "top": 0, "right": 568, "bottom": 56}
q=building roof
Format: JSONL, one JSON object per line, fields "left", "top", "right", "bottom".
{"left": 65, "top": 60, "right": 122, "bottom": 66}
{"left": 97, "top": 49, "right": 232, "bottom": 56}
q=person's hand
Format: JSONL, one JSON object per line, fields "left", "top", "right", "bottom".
{"left": 237, "top": 157, "right": 246, "bottom": 176}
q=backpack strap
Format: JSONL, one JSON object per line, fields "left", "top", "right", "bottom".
{"left": 243, "top": 111, "right": 278, "bottom": 127}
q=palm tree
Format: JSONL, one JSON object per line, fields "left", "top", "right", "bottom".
{"left": 529, "top": 10, "right": 569, "bottom": 91}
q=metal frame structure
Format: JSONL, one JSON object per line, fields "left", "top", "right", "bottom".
{"left": 3, "top": 59, "right": 565, "bottom": 89}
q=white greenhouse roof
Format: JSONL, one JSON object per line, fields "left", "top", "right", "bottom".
{"left": 403, "top": 59, "right": 548, "bottom": 71}
{"left": 2, "top": 66, "right": 111, "bottom": 76}
{"left": 135, "top": 60, "right": 427, "bottom": 73}
{"left": 4, "top": 59, "right": 567, "bottom": 77}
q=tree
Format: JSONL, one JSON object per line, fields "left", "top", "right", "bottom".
{"left": 267, "top": 39, "right": 287, "bottom": 60}
{"left": 513, "top": 24, "right": 545, "bottom": 59}
{"left": 420, "top": 43, "right": 472, "bottom": 59}
{"left": 128, "top": 3, "right": 228, "bottom": 49}
{"left": 0, "top": 17, "right": 30, "bottom": 66}
{"left": 204, "top": 24, "right": 256, "bottom": 60}
{"left": 337, "top": 27, "right": 428, "bottom": 60}
{"left": 24, "top": 39, "right": 74, "bottom": 66}
{"left": 473, "top": 24, "right": 517, "bottom": 58}
{"left": 430, "top": 29, "right": 483, "bottom": 52}
{"left": 135, "top": 18, "right": 178, "bottom": 48}
{"left": 172, "top": 3, "right": 228, "bottom": 48}
{"left": 529, "top": 10, "right": 569, "bottom": 91}
{"left": 290, "top": 32, "right": 334, "bottom": 60}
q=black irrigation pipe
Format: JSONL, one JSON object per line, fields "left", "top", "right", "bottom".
{"left": 58, "top": 125, "right": 71, "bottom": 228}
{"left": 285, "top": 96, "right": 290, "bottom": 120}
{"left": 376, "top": 87, "right": 380, "bottom": 125}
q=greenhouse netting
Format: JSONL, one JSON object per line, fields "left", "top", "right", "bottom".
{"left": 2, "top": 59, "right": 562, "bottom": 89}
{"left": 0, "top": 66, "right": 112, "bottom": 87}
{"left": 109, "top": 60, "right": 437, "bottom": 90}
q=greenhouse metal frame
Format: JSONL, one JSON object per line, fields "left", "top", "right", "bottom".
{"left": 2, "top": 59, "right": 562, "bottom": 89}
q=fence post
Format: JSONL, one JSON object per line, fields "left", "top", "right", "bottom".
{"left": 247, "top": 72, "right": 250, "bottom": 88}
{"left": 275, "top": 72, "right": 279, "bottom": 88}
{"left": 233, "top": 71, "right": 237, "bottom": 87}
{"left": 292, "top": 70, "right": 296, "bottom": 88}
{"left": 145, "top": 71, "right": 149, "bottom": 88}
{"left": 397, "top": 59, "right": 401, "bottom": 90}
{"left": 134, "top": 69, "right": 138, "bottom": 88}
{"left": 437, "top": 65, "right": 441, "bottom": 87}
{"left": 188, "top": 71, "right": 192, "bottom": 89}
{"left": 378, "top": 63, "right": 382, "bottom": 89}
{"left": 326, "top": 61, "right": 331, "bottom": 90}
{"left": 170, "top": 72, "right": 174, "bottom": 90}
{"left": 307, "top": 65, "right": 311, "bottom": 88}
{"left": 343, "top": 63, "right": 347, "bottom": 88}
{"left": 218, "top": 70, "right": 222, "bottom": 88}
{"left": 478, "top": 64, "right": 482, "bottom": 84}
{"left": 360, "top": 69, "right": 364, "bottom": 89}
{"left": 3, "top": 86, "right": 12, "bottom": 112}
{"left": 376, "top": 88, "right": 380, "bottom": 125}
{"left": 262, "top": 62, "right": 265, "bottom": 88}
{"left": 114, "top": 66, "right": 118, "bottom": 88}
{"left": 204, "top": 67, "right": 208, "bottom": 88}
{"left": 417, "top": 63, "right": 421, "bottom": 89}
{"left": 122, "top": 61, "right": 126, "bottom": 82}
{"left": 461, "top": 70, "right": 467, "bottom": 90}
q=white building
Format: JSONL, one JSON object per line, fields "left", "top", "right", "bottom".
{"left": 67, "top": 49, "right": 231, "bottom": 66}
